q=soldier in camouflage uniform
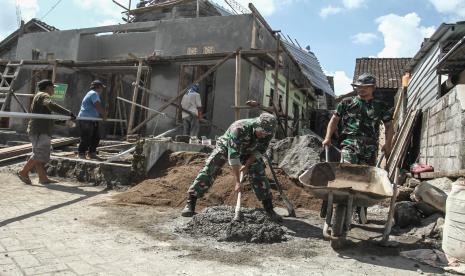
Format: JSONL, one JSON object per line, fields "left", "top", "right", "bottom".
{"left": 322, "top": 73, "right": 394, "bottom": 222}
{"left": 181, "top": 113, "right": 281, "bottom": 221}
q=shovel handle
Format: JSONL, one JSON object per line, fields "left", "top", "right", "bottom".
{"left": 325, "top": 145, "right": 330, "bottom": 163}
{"left": 376, "top": 153, "right": 385, "bottom": 168}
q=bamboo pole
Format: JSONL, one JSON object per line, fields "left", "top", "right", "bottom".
{"left": 117, "top": 96, "right": 165, "bottom": 115}
{"left": 235, "top": 50, "right": 241, "bottom": 120}
{"left": 0, "top": 111, "right": 125, "bottom": 123}
{"left": 129, "top": 49, "right": 239, "bottom": 134}
{"left": 11, "top": 92, "right": 28, "bottom": 113}
{"left": 127, "top": 59, "right": 143, "bottom": 133}
{"left": 285, "top": 66, "right": 290, "bottom": 135}
{"left": 51, "top": 60, "right": 57, "bottom": 83}
{"left": 273, "top": 35, "right": 280, "bottom": 108}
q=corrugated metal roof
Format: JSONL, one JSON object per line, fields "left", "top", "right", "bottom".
{"left": 282, "top": 41, "right": 334, "bottom": 96}
{"left": 353, "top": 58, "right": 411, "bottom": 89}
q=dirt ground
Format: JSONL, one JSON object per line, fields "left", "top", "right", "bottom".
{"left": 113, "top": 151, "right": 322, "bottom": 211}
{"left": 0, "top": 162, "right": 447, "bottom": 275}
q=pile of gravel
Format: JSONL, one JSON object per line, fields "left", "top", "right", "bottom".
{"left": 178, "top": 206, "right": 287, "bottom": 243}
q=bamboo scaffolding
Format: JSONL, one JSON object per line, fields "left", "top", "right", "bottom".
{"left": 235, "top": 50, "right": 241, "bottom": 120}
{"left": 128, "top": 49, "right": 240, "bottom": 134}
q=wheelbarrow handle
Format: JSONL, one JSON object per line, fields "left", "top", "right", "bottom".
{"left": 325, "top": 145, "right": 330, "bottom": 163}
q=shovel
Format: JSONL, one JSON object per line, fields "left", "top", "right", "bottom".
{"left": 233, "top": 172, "right": 245, "bottom": 221}
{"left": 264, "top": 155, "right": 296, "bottom": 217}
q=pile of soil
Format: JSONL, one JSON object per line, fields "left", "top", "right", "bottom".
{"left": 113, "top": 151, "right": 321, "bottom": 211}
{"left": 176, "top": 206, "right": 287, "bottom": 243}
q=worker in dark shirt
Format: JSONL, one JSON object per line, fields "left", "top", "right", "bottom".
{"left": 17, "top": 79, "right": 75, "bottom": 185}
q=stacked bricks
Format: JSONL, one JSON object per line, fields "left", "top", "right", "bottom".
{"left": 419, "top": 85, "right": 465, "bottom": 171}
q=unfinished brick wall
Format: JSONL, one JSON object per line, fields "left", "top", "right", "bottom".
{"left": 419, "top": 85, "right": 465, "bottom": 171}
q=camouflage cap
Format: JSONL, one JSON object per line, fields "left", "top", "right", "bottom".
{"left": 256, "top": 112, "right": 277, "bottom": 135}
{"left": 352, "top": 73, "right": 376, "bottom": 87}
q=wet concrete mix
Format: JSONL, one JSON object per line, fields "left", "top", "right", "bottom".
{"left": 177, "top": 206, "right": 287, "bottom": 243}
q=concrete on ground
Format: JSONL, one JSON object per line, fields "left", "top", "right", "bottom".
{"left": 0, "top": 170, "right": 446, "bottom": 275}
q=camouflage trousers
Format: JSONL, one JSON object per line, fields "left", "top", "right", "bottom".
{"left": 187, "top": 144, "right": 272, "bottom": 201}
{"left": 340, "top": 138, "right": 377, "bottom": 166}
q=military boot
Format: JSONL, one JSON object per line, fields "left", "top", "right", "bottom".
{"left": 181, "top": 195, "right": 197, "bottom": 217}
{"left": 262, "top": 198, "right": 283, "bottom": 222}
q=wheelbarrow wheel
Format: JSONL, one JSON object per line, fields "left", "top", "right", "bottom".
{"left": 332, "top": 204, "right": 346, "bottom": 237}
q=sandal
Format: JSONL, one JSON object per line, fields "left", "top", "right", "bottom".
{"left": 39, "top": 179, "right": 59, "bottom": 185}
{"left": 16, "top": 171, "right": 32, "bottom": 185}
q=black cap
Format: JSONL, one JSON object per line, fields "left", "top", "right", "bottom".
{"left": 90, "top": 80, "right": 106, "bottom": 88}
{"left": 352, "top": 73, "right": 376, "bottom": 87}
{"left": 37, "top": 79, "right": 55, "bottom": 91}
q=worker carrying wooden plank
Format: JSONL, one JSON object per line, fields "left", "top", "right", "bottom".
{"left": 77, "top": 80, "right": 108, "bottom": 160}
{"left": 17, "top": 79, "right": 75, "bottom": 185}
{"left": 181, "top": 113, "right": 282, "bottom": 222}
{"left": 322, "top": 73, "right": 394, "bottom": 223}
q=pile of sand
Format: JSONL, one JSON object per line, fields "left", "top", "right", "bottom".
{"left": 113, "top": 151, "right": 321, "bottom": 211}
{"left": 176, "top": 206, "right": 287, "bottom": 243}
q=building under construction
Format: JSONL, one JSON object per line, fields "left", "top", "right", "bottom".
{"left": 0, "top": 0, "right": 334, "bottom": 138}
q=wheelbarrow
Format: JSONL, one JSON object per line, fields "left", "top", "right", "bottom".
{"left": 299, "top": 146, "right": 397, "bottom": 248}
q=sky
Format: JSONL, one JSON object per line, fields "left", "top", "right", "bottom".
{"left": 1, "top": 0, "right": 464, "bottom": 95}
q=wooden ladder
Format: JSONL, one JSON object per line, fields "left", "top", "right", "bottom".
{"left": 0, "top": 60, "right": 27, "bottom": 112}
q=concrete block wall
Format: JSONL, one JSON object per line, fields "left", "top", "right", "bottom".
{"left": 419, "top": 85, "right": 465, "bottom": 171}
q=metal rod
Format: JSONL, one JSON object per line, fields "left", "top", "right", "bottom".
{"left": 0, "top": 111, "right": 125, "bottom": 123}
{"left": 345, "top": 194, "right": 354, "bottom": 232}
{"left": 117, "top": 96, "right": 165, "bottom": 116}
{"left": 382, "top": 167, "right": 400, "bottom": 243}
{"left": 323, "top": 191, "right": 334, "bottom": 239}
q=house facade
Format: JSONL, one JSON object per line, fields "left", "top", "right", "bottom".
{"left": 0, "top": 1, "right": 334, "bottom": 139}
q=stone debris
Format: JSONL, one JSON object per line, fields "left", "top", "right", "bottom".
{"left": 407, "top": 213, "right": 443, "bottom": 239}
{"left": 406, "top": 177, "right": 421, "bottom": 188}
{"left": 177, "top": 206, "right": 287, "bottom": 243}
{"left": 268, "top": 135, "right": 324, "bottom": 179}
{"left": 422, "top": 177, "right": 453, "bottom": 195}
{"left": 412, "top": 181, "right": 448, "bottom": 213}
{"left": 396, "top": 186, "right": 415, "bottom": 202}
{"left": 394, "top": 201, "right": 421, "bottom": 228}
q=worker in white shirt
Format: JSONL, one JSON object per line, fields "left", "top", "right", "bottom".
{"left": 181, "top": 83, "right": 203, "bottom": 137}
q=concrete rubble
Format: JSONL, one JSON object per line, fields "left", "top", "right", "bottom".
{"left": 268, "top": 135, "right": 324, "bottom": 179}
{"left": 411, "top": 178, "right": 451, "bottom": 213}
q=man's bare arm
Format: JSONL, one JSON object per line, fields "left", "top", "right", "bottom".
{"left": 322, "top": 115, "right": 340, "bottom": 146}
{"left": 95, "top": 101, "right": 107, "bottom": 120}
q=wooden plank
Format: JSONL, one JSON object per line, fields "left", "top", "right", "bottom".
{"left": 386, "top": 109, "right": 421, "bottom": 180}
{"left": 414, "top": 170, "right": 465, "bottom": 179}
{"left": 127, "top": 60, "right": 143, "bottom": 133}
{"left": 0, "top": 137, "right": 79, "bottom": 160}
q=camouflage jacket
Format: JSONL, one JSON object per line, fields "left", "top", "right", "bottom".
{"left": 27, "top": 91, "right": 72, "bottom": 136}
{"left": 217, "top": 118, "right": 272, "bottom": 165}
{"left": 335, "top": 96, "right": 392, "bottom": 143}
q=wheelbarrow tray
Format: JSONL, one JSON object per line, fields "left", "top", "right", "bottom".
{"left": 299, "top": 162, "right": 393, "bottom": 207}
